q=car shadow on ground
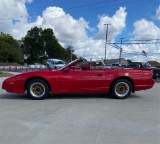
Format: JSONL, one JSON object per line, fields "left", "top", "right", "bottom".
{"left": 0, "top": 93, "right": 141, "bottom": 100}
{"left": 0, "top": 93, "right": 30, "bottom": 100}
{"left": 48, "top": 93, "right": 141, "bottom": 100}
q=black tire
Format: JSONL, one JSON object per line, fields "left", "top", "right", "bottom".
{"left": 111, "top": 79, "right": 132, "bottom": 99}
{"left": 27, "top": 79, "right": 49, "bottom": 100}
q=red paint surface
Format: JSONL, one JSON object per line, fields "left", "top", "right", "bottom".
{"left": 2, "top": 59, "right": 155, "bottom": 95}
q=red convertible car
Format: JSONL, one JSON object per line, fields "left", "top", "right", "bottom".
{"left": 2, "top": 59, "right": 155, "bottom": 100}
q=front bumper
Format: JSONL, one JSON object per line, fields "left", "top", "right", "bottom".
{"left": 2, "top": 77, "right": 25, "bottom": 93}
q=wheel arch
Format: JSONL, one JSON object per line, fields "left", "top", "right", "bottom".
{"left": 24, "top": 77, "right": 51, "bottom": 92}
{"left": 110, "top": 76, "right": 135, "bottom": 93}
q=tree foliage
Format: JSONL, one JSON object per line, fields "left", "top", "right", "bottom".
{"left": 127, "top": 59, "right": 132, "bottom": 63}
{"left": 65, "top": 45, "right": 77, "bottom": 63}
{"left": 0, "top": 33, "right": 23, "bottom": 63}
{"left": 21, "top": 27, "right": 43, "bottom": 63}
{"left": 21, "top": 26, "right": 78, "bottom": 64}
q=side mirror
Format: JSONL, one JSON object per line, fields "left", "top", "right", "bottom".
{"left": 63, "top": 67, "right": 70, "bottom": 73}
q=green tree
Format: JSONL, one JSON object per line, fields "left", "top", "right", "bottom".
{"left": 127, "top": 59, "right": 132, "bottom": 63}
{"left": 21, "top": 26, "right": 43, "bottom": 63}
{"left": 65, "top": 45, "right": 77, "bottom": 62}
{"left": 21, "top": 27, "right": 78, "bottom": 64}
{"left": 0, "top": 33, "right": 23, "bottom": 63}
{"left": 41, "top": 28, "right": 65, "bottom": 59}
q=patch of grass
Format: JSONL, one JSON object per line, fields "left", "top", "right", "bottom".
{"left": 0, "top": 62, "right": 22, "bottom": 66}
{"left": 0, "top": 71, "right": 13, "bottom": 77}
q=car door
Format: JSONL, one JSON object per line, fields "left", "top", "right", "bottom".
{"left": 58, "top": 69, "right": 106, "bottom": 94}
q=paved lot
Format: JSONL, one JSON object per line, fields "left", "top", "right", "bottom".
{"left": 0, "top": 78, "right": 160, "bottom": 144}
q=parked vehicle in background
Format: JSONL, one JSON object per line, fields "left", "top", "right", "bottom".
{"left": 127, "top": 62, "right": 160, "bottom": 79}
{"left": 81, "top": 60, "right": 106, "bottom": 70}
{"left": 108, "top": 63, "right": 122, "bottom": 68}
{"left": 107, "top": 63, "right": 128, "bottom": 68}
{"left": 143, "top": 62, "right": 160, "bottom": 79}
{"left": 108, "top": 63, "right": 117, "bottom": 68}
{"left": 71, "top": 60, "right": 106, "bottom": 70}
{"left": 126, "top": 62, "right": 143, "bottom": 68}
{"left": 46, "top": 59, "right": 65, "bottom": 69}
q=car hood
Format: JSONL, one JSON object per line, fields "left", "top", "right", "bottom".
{"left": 4, "top": 69, "right": 60, "bottom": 81}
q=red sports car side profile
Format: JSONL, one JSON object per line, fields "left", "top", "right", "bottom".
{"left": 2, "top": 59, "right": 155, "bottom": 100}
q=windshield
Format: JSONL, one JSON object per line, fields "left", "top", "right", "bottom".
{"left": 144, "top": 63, "right": 152, "bottom": 68}
{"left": 60, "top": 59, "right": 84, "bottom": 70}
{"left": 94, "top": 61, "right": 105, "bottom": 66}
{"left": 55, "top": 61, "right": 64, "bottom": 64}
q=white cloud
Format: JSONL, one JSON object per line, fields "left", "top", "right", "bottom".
{"left": 25, "top": 0, "right": 33, "bottom": 3}
{"left": 133, "top": 19, "right": 160, "bottom": 40}
{"left": 0, "top": 1, "right": 159, "bottom": 62}
{"left": 0, "top": 0, "right": 29, "bottom": 37}
{"left": 0, "top": 0, "right": 28, "bottom": 22}
{"left": 94, "top": 7, "right": 127, "bottom": 40}
{"left": 72, "top": 7, "right": 127, "bottom": 60}
{"left": 155, "top": 6, "right": 160, "bottom": 21}
{"left": 121, "top": 19, "right": 160, "bottom": 62}
{"left": 40, "top": 7, "right": 89, "bottom": 44}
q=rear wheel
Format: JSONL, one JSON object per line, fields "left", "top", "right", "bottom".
{"left": 111, "top": 79, "right": 132, "bottom": 99}
{"left": 27, "top": 79, "right": 49, "bottom": 100}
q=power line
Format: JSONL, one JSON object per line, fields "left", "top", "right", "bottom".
{"left": 110, "top": 42, "right": 160, "bottom": 44}
{"left": 0, "top": 0, "right": 118, "bottom": 21}
{"left": 125, "top": 39, "right": 160, "bottom": 41}
{"left": 96, "top": 52, "right": 160, "bottom": 56}
{"left": 122, "top": 51, "right": 160, "bottom": 55}
{"left": 108, "top": 42, "right": 160, "bottom": 56}
{"left": 0, "top": 0, "right": 46, "bottom": 6}
{"left": 58, "top": 39, "right": 160, "bottom": 45}
{"left": 0, "top": 0, "right": 116, "bottom": 9}
{"left": 0, "top": 0, "right": 145, "bottom": 23}
{"left": 68, "top": 0, "right": 145, "bottom": 13}
{"left": 61, "top": 0, "right": 119, "bottom": 11}
{"left": 122, "top": 51, "right": 160, "bottom": 56}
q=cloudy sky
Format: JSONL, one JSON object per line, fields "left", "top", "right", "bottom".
{"left": 0, "top": 0, "right": 160, "bottom": 62}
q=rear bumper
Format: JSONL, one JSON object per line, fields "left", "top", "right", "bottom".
{"left": 134, "top": 79, "right": 155, "bottom": 91}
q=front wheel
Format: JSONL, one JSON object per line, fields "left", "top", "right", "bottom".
{"left": 111, "top": 79, "right": 132, "bottom": 99}
{"left": 27, "top": 79, "right": 49, "bottom": 100}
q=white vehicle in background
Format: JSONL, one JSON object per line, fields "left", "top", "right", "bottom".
{"left": 46, "top": 59, "right": 65, "bottom": 69}
{"left": 108, "top": 63, "right": 122, "bottom": 68}
{"left": 107, "top": 63, "right": 128, "bottom": 68}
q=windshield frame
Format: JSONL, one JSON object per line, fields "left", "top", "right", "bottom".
{"left": 60, "top": 59, "right": 84, "bottom": 71}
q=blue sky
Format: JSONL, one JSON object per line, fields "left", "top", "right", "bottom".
{"left": 25, "top": 0, "right": 159, "bottom": 39}
{"left": 0, "top": 0, "right": 160, "bottom": 62}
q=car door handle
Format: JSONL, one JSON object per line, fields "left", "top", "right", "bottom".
{"left": 97, "top": 74, "right": 103, "bottom": 76}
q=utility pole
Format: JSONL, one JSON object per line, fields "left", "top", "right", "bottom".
{"left": 70, "top": 42, "right": 73, "bottom": 62}
{"left": 104, "top": 24, "right": 111, "bottom": 61}
{"left": 119, "top": 38, "right": 124, "bottom": 64}
{"left": 44, "top": 41, "right": 46, "bottom": 56}
{"left": 70, "top": 48, "right": 72, "bottom": 62}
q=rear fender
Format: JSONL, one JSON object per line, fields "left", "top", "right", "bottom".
{"left": 110, "top": 76, "right": 135, "bottom": 93}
